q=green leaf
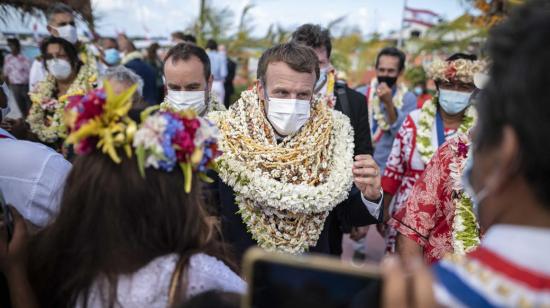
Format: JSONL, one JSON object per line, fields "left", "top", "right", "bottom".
{"left": 136, "top": 145, "right": 146, "bottom": 178}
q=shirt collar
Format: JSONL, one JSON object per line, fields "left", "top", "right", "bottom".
{"left": 482, "top": 224, "right": 550, "bottom": 275}
{"left": 0, "top": 127, "right": 15, "bottom": 139}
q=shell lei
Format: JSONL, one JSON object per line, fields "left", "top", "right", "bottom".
{"left": 416, "top": 98, "right": 476, "bottom": 164}
{"left": 27, "top": 57, "right": 97, "bottom": 143}
{"left": 209, "top": 88, "right": 355, "bottom": 254}
{"left": 449, "top": 134, "right": 480, "bottom": 254}
{"left": 370, "top": 83, "right": 407, "bottom": 131}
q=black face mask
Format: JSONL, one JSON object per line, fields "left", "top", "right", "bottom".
{"left": 377, "top": 76, "right": 398, "bottom": 88}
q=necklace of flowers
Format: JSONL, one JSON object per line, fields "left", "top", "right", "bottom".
{"left": 208, "top": 88, "right": 355, "bottom": 254}
{"left": 448, "top": 134, "right": 480, "bottom": 254}
{"left": 27, "top": 60, "right": 98, "bottom": 143}
{"left": 369, "top": 80, "right": 407, "bottom": 131}
{"left": 159, "top": 92, "right": 226, "bottom": 115}
{"left": 416, "top": 97, "right": 476, "bottom": 164}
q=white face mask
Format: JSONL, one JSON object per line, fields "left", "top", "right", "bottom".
{"left": 439, "top": 89, "right": 473, "bottom": 115}
{"left": 46, "top": 59, "right": 72, "bottom": 80}
{"left": 53, "top": 24, "right": 78, "bottom": 44}
{"left": 165, "top": 90, "right": 207, "bottom": 114}
{"left": 266, "top": 96, "right": 311, "bottom": 137}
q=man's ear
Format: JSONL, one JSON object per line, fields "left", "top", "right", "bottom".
{"left": 47, "top": 25, "right": 57, "bottom": 36}
{"left": 490, "top": 126, "right": 521, "bottom": 194}
{"left": 257, "top": 79, "right": 265, "bottom": 102}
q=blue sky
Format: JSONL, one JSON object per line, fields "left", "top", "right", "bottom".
{"left": 1, "top": 0, "right": 467, "bottom": 38}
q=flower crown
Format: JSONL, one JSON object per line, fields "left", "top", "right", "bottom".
{"left": 64, "top": 81, "right": 222, "bottom": 193}
{"left": 427, "top": 58, "right": 486, "bottom": 84}
{"left": 133, "top": 108, "right": 221, "bottom": 192}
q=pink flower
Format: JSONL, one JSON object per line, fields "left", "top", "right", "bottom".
{"left": 457, "top": 141, "right": 469, "bottom": 158}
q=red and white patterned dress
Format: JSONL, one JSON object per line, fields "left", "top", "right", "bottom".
{"left": 381, "top": 109, "right": 456, "bottom": 253}
{"left": 389, "top": 136, "right": 468, "bottom": 263}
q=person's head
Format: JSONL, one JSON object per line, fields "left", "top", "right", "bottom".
{"left": 465, "top": 0, "right": 550, "bottom": 230}
{"left": 117, "top": 34, "right": 135, "bottom": 53}
{"left": 413, "top": 81, "right": 427, "bottom": 96}
{"left": 101, "top": 37, "right": 118, "bottom": 50}
{"left": 103, "top": 66, "right": 144, "bottom": 105}
{"left": 40, "top": 36, "right": 81, "bottom": 82}
{"left": 291, "top": 24, "right": 332, "bottom": 70}
{"left": 205, "top": 39, "right": 218, "bottom": 51}
{"left": 46, "top": 3, "right": 78, "bottom": 44}
{"left": 163, "top": 43, "right": 212, "bottom": 114}
{"left": 7, "top": 38, "right": 21, "bottom": 55}
{"left": 428, "top": 53, "right": 481, "bottom": 116}
{"left": 171, "top": 31, "right": 186, "bottom": 44}
{"left": 182, "top": 34, "right": 197, "bottom": 44}
{"left": 28, "top": 91, "right": 229, "bottom": 306}
{"left": 256, "top": 43, "right": 319, "bottom": 136}
{"left": 147, "top": 42, "right": 160, "bottom": 60}
{"left": 375, "top": 47, "right": 406, "bottom": 88}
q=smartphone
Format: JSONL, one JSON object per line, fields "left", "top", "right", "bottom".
{"left": 0, "top": 190, "right": 14, "bottom": 241}
{"left": 242, "top": 248, "right": 382, "bottom": 308}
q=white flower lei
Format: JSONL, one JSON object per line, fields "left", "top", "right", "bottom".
{"left": 416, "top": 98, "right": 476, "bottom": 164}
{"left": 369, "top": 80, "right": 407, "bottom": 132}
{"left": 209, "top": 89, "right": 355, "bottom": 254}
{"left": 448, "top": 134, "right": 480, "bottom": 254}
{"left": 27, "top": 58, "right": 97, "bottom": 143}
{"left": 159, "top": 93, "right": 226, "bottom": 114}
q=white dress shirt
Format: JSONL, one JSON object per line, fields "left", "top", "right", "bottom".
{"left": 0, "top": 128, "right": 71, "bottom": 227}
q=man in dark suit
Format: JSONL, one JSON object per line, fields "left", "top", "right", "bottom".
{"left": 210, "top": 43, "right": 382, "bottom": 261}
{"left": 291, "top": 24, "right": 374, "bottom": 253}
{"left": 291, "top": 24, "right": 373, "bottom": 157}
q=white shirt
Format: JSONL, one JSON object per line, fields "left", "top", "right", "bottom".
{"left": 80, "top": 253, "right": 246, "bottom": 307}
{"left": 29, "top": 59, "right": 47, "bottom": 92}
{"left": 0, "top": 128, "right": 71, "bottom": 227}
{"left": 361, "top": 190, "right": 383, "bottom": 220}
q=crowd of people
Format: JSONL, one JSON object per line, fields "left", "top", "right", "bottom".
{"left": 0, "top": 0, "right": 549, "bottom": 307}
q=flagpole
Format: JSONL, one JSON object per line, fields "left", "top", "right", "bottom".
{"left": 398, "top": 0, "right": 407, "bottom": 49}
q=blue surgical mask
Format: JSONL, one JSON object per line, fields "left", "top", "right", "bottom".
{"left": 461, "top": 149, "right": 489, "bottom": 219}
{"left": 105, "top": 48, "right": 121, "bottom": 66}
{"left": 414, "top": 86, "right": 423, "bottom": 96}
{"left": 439, "top": 89, "right": 472, "bottom": 115}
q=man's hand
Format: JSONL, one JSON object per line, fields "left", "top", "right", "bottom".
{"left": 353, "top": 155, "right": 382, "bottom": 201}
{"left": 377, "top": 82, "right": 393, "bottom": 106}
{"left": 0, "top": 206, "right": 29, "bottom": 277}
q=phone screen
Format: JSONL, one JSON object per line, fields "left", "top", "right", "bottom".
{"left": 250, "top": 259, "right": 381, "bottom": 308}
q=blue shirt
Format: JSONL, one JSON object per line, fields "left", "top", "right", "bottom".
{"left": 207, "top": 50, "right": 228, "bottom": 82}
{"left": 367, "top": 86, "right": 417, "bottom": 173}
{"left": 0, "top": 128, "right": 72, "bottom": 227}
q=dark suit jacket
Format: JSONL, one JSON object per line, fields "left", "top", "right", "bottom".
{"left": 334, "top": 82, "right": 373, "bottom": 156}
{"left": 212, "top": 173, "right": 381, "bottom": 262}
{"left": 124, "top": 59, "right": 158, "bottom": 105}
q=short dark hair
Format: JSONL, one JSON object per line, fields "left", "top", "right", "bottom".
{"left": 446, "top": 53, "right": 477, "bottom": 62}
{"left": 7, "top": 38, "right": 20, "bottom": 51}
{"left": 40, "top": 36, "right": 81, "bottom": 72}
{"left": 257, "top": 43, "right": 320, "bottom": 84}
{"left": 182, "top": 34, "right": 197, "bottom": 43}
{"left": 171, "top": 31, "right": 185, "bottom": 40}
{"left": 375, "top": 47, "right": 406, "bottom": 72}
{"left": 164, "top": 43, "right": 211, "bottom": 81}
{"left": 206, "top": 39, "right": 218, "bottom": 50}
{"left": 291, "top": 24, "right": 332, "bottom": 58}
{"left": 477, "top": 0, "right": 550, "bottom": 206}
{"left": 46, "top": 3, "right": 74, "bottom": 23}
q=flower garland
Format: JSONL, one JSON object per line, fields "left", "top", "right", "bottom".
{"left": 416, "top": 98, "right": 476, "bottom": 164}
{"left": 448, "top": 134, "right": 480, "bottom": 254}
{"left": 427, "top": 58, "right": 486, "bottom": 84}
{"left": 369, "top": 79, "right": 407, "bottom": 131}
{"left": 159, "top": 93, "right": 226, "bottom": 115}
{"left": 209, "top": 88, "right": 355, "bottom": 254}
{"left": 27, "top": 59, "right": 97, "bottom": 143}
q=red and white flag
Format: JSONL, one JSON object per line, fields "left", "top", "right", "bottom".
{"left": 404, "top": 6, "right": 441, "bottom": 27}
